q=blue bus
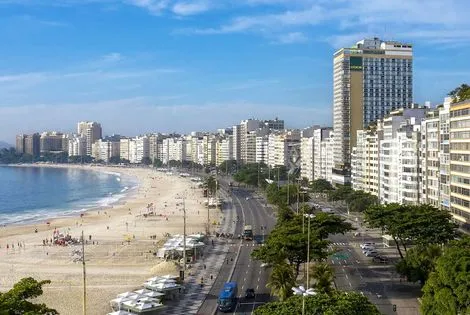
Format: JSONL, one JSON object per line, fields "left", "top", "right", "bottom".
{"left": 217, "top": 282, "right": 238, "bottom": 312}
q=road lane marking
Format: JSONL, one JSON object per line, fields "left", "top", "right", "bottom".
{"left": 256, "top": 285, "right": 259, "bottom": 290}
{"left": 345, "top": 274, "right": 348, "bottom": 279}
{"left": 244, "top": 278, "right": 246, "bottom": 282}
{"left": 349, "top": 282, "right": 352, "bottom": 287}
{"left": 258, "top": 277, "right": 260, "bottom": 282}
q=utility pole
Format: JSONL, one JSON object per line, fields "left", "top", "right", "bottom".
{"left": 183, "top": 198, "right": 186, "bottom": 278}
{"left": 287, "top": 172, "right": 290, "bottom": 205}
{"left": 81, "top": 230, "right": 87, "bottom": 315}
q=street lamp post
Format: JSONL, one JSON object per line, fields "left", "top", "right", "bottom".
{"left": 305, "top": 214, "right": 315, "bottom": 288}
{"left": 292, "top": 286, "right": 316, "bottom": 315}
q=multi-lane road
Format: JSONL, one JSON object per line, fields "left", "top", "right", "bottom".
{"left": 198, "top": 184, "right": 276, "bottom": 315}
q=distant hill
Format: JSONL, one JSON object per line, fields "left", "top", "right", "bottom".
{"left": 0, "top": 141, "right": 13, "bottom": 149}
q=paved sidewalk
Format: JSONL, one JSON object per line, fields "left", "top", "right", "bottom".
{"left": 163, "top": 202, "right": 237, "bottom": 314}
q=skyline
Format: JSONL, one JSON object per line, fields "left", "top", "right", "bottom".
{"left": 1, "top": 0, "right": 470, "bottom": 142}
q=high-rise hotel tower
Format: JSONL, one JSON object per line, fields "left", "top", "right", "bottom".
{"left": 332, "top": 37, "right": 413, "bottom": 184}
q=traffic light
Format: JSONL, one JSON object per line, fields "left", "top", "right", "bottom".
{"left": 393, "top": 304, "right": 397, "bottom": 312}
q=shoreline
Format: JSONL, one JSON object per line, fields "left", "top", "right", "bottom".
{"left": 0, "top": 164, "right": 219, "bottom": 314}
{"left": 1, "top": 163, "right": 141, "bottom": 226}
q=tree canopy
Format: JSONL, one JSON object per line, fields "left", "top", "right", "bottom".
{"left": 364, "top": 203, "right": 457, "bottom": 259}
{"left": 421, "top": 237, "right": 470, "bottom": 315}
{"left": 252, "top": 212, "right": 352, "bottom": 275}
{"left": 0, "top": 277, "right": 58, "bottom": 315}
{"left": 310, "top": 179, "right": 334, "bottom": 193}
{"left": 254, "top": 291, "right": 380, "bottom": 315}
{"left": 395, "top": 244, "right": 442, "bottom": 285}
{"left": 448, "top": 83, "right": 470, "bottom": 103}
{"left": 266, "top": 262, "right": 296, "bottom": 301}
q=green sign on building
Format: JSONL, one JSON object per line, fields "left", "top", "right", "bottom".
{"left": 350, "top": 56, "right": 363, "bottom": 71}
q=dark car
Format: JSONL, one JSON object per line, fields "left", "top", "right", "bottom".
{"left": 372, "top": 255, "right": 388, "bottom": 263}
{"left": 245, "top": 288, "right": 255, "bottom": 299}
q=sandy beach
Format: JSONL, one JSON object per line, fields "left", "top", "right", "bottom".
{"left": 0, "top": 164, "right": 218, "bottom": 314}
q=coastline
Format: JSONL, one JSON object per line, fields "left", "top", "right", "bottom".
{"left": 2, "top": 163, "right": 140, "bottom": 226}
{"left": 0, "top": 164, "right": 219, "bottom": 314}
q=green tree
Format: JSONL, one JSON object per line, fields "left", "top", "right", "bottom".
{"left": 152, "top": 158, "right": 163, "bottom": 167}
{"left": 252, "top": 213, "right": 351, "bottom": 276}
{"left": 204, "top": 175, "right": 217, "bottom": 196}
{"left": 364, "top": 204, "right": 457, "bottom": 259}
{"left": 266, "top": 262, "right": 296, "bottom": 301}
{"left": 448, "top": 83, "right": 470, "bottom": 103}
{"left": 254, "top": 291, "right": 380, "bottom": 315}
{"left": 327, "top": 185, "right": 353, "bottom": 202}
{"left": 310, "top": 179, "right": 334, "bottom": 193}
{"left": 309, "top": 262, "right": 334, "bottom": 293}
{"left": 421, "top": 237, "right": 470, "bottom": 315}
{"left": 0, "top": 277, "right": 58, "bottom": 315}
{"left": 396, "top": 244, "right": 442, "bottom": 285}
{"left": 346, "top": 190, "right": 379, "bottom": 213}
{"left": 141, "top": 157, "right": 152, "bottom": 165}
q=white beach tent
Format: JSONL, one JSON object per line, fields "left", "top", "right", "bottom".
{"left": 110, "top": 296, "right": 132, "bottom": 310}
{"left": 117, "top": 292, "right": 141, "bottom": 299}
{"left": 107, "top": 311, "right": 133, "bottom": 315}
{"left": 143, "top": 291, "right": 165, "bottom": 298}
{"left": 133, "top": 289, "right": 153, "bottom": 295}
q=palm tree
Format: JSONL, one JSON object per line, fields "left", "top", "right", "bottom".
{"left": 309, "top": 262, "right": 334, "bottom": 294}
{"left": 266, "top": 262, "right": 296, "bottom": 301}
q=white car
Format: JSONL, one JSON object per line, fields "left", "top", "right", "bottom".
{"left": 360, "top": 242, "right": 376, "bottom": 249}
{"left": 362, "top": 246, "right": 375, "bottom": 253}
{"left": 245, "top": 197, "right": 250, "bottom": 201}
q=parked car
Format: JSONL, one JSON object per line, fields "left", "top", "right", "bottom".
{"left": 364, "top": 250, "right": 379, "bottom": 257}
{"left": 245, "top": 197, "right": 250, "bottom": 200}
{"left": 245, "top": 288, "right": 255, "bottom": 299}
{"left": 373, "top": 255, "right": 388, "bottom": 263}
{"left": 361, "top": 245, "right": 376, "bottom": 252}
{"left": 360, "top": 242, "right": 376, "bottom": 249}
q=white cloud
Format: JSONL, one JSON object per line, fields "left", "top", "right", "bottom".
{"left": 275, "top": 32, "right": 308, "bottom": 44}
{"left": 125, "top": 0, "right": 171, "bottom": 15}
{"left": 172, "top": 1, "right": 210, "bottom": 15}
{"left": 101, "top": 52, "right": 123, "bottom": 63}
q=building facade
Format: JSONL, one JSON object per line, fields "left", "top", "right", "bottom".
{"left": 77, "top": 121, "right": 102, "bottom": 156}
{"left": 333, "top": 38, "right": 413, "bottom": 184}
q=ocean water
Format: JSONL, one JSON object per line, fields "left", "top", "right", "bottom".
{"left": 0, "top": 166, "right": 137, "bottom": 225}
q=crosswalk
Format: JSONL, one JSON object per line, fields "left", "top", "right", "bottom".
{"left": 330, "top": 242, "right": 349, "bottom": 246}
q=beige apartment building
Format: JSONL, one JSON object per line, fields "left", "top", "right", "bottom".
{"left": 333, "top": 38, "right": 413, "bottom": 184}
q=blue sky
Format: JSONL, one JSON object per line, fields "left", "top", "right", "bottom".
{"left": 0, "top": 0, "right": 469, "bottom": 143}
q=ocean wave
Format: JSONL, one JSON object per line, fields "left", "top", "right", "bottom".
{"left": 0, "top": 188, "right": 133, "bottom": 226}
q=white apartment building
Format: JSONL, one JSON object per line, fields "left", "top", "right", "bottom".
{"left": 68, "top": 135, "right": 87, "bottom": 157}
{"left": 92, "top": 139, "right": 120, "bottom": 162}
{"left": 300, "top": 127, "right": 317, "bottom": 182}
{"left": 421, "top": 109, "right": 441, "bottom": 208}
{"left": 240, "top": 119, "right": 262, "bottom": 164}
{"left": 267, "top": 130, "right": 301, "bottom": 168}
{"left": 77, "top": 121, "right": 102, "bottom": 156}
{"left": 216, "top": 136, "right": 233, "bottom": 166}
{"left": 232, "top": 125, "right": 241, "bottom": 162}
{"left": 126, "top": 136, "right": 150, "bottom": 164}
{"left": 120, "top": 138, "right": 131, "bottom": 161}
{"left": 313, "top": 128, "right": 334, "bottom": 181}
{"left": 255, "top": 136, "right": 269, "bottom": 165}
{"left": 449, "top": 98, "right": 470, "bottom": 231}
{"left": 351, "top": 126, "right": 380, "bottom": 196}
{"left": 203, "top": 135, "right": 217, "bottom": 166}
